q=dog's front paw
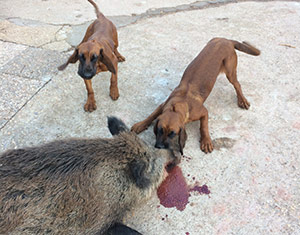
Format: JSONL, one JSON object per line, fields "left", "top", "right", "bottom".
{"left": 200, "top": 137, "right": 214, "bottom": 153}
{"left": 131, "top": 122, "right": 147, "bottom": 134}
{"left": 110, "top": 87, "right": 119, "bottom": 100}
{"left": 84, "top": 100, "right": 97, "bottom": 112}
{"left": 238, "top": 97, "right": 250, "bottom": 110}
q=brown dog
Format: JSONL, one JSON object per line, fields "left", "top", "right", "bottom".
{"left": 58, "top": 0, "right": 125, "bottom": 112}
{"left": 131, "top": 38, "right": 260, "bottom": 154}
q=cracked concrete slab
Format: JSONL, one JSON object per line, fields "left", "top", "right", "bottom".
{"left": 0, "top": 0, "right": 237, "bottom": 49}
{"left": 0, "top": 20, "right": 61, "bottom": 47}
{"left": 0, "top": 0, "right": 198, "bottom": 24}
{"left": 0, "top": 1, "right": 300, "bottom": 235}
{"left": 0, "top": 47, "right": 66, "bottom": 81}
{"left": 0, "top": 41, "right": 28, "bottom": 67}
{"left": 0, "top": 73, "right": 45, "bottom": 129}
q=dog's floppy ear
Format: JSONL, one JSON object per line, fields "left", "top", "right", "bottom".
{"left": 99, "top": 42, "right": 116, "bottom": 74}
{"left": 153, "top": 119, "right": 159, "bottom": 136}
{"left": 129, "top": 160, "right": 150, "bottom": 188}
{"left": 107, "top": 116, "right": 129, "bottom": 136}
{"left": 178, "top": 127, "right": 187, "bottom": 155}
{"left": 58, "top": 48, "right": 79, "bottom": 71}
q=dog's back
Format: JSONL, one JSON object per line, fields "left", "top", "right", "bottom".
{"left": 179, "top": 38, "right": 259, "bottom": 100}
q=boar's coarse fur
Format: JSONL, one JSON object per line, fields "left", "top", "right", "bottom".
{"left": 0, "top": 117, "right": 175, "bottom": 235}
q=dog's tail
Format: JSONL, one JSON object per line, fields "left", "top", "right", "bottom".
{"left": 231, "top": 40, "right": 260, "bottom": 56}
{"left": 87, "top": 0, "right": 104, "bottom": 19}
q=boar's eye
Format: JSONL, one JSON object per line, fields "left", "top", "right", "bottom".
{"left": 168, "top": 131, "right": 176, "bottom": 139}
{"left": 129, "top": 160, "right": 150, "bottom": 188}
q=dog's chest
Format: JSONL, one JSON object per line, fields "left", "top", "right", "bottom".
{"left": 96, "top": 61, "right": 108, "bottom": 73}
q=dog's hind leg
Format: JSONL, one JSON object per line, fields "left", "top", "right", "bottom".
{"left": 114, "top": 48, "right": 125, "bottom": 62}
{"left": 224, "top": 55, "right": 250, "bottom": 110}
{"left": 112, "top": 28, "right": 125, "bottom": 62}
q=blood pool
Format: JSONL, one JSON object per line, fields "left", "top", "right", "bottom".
{"left": 157, "top": 165, "right": 210, "bottom": 211}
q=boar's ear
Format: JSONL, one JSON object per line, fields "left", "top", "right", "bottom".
{"left": 129, "top": 160, "right": 151, "bottom": 188}
{"left": 107, "top": 116, "right": 129, "bottom": 136}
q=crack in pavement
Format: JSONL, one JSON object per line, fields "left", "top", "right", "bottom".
{"left": 0, "top": 0, "right": 298, "bottom": 49}
{"left": 2, "top": 0, "right": 298, "bottom": 29}
{"left": 0, "top": 79, "right": 51, "bottom": 131}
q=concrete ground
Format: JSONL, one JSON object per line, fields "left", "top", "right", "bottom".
{"left": 0, "top": 0, "right": 300, "bottom": 234}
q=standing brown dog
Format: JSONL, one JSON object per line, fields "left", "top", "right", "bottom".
{"left": 131, "top": 38, "right": 260, "bottom": 154}
{"left": 58, "top": 0, "right": 125, "bottom": 112}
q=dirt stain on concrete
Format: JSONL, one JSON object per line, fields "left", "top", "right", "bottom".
{"left": 212, "top": 137, "right": 236, "bottom": 150}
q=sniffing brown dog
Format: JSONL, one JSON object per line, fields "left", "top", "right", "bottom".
{"left": 131, "top": 38, "right": 260, "bottom": 154}
{"left": 58, "top": 0, "right": 125, "bottom": 112}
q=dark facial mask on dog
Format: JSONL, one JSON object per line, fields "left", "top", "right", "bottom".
{"left": 154, "top": 114, "right": 187, "bottom": 155}
{"left": 58, "top": 40, "right": 116, "bottom": 80}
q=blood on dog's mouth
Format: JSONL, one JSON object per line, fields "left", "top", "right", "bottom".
{"left": 165, "top": 161, "right": 176, "bottom": 172}
{"left": 164, "top": 150, "right": 181, "bottom": 172}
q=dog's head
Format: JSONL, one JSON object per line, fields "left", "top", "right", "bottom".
{"left": 154, "top": 110, "right": 187, "bottom": 155}
{"left": 58, "top": 40, "right": 116, "bottom": 79}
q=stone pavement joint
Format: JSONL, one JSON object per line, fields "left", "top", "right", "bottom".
{"left": 0, "top": 78, "right": 51, "bottom": 130}
{"left": 1, "top": 0, "right": 297, "bottom": 50}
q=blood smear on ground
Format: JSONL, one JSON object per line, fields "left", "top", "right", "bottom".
{"left": 157, "top": 165, "right": 210, "bottom": 211}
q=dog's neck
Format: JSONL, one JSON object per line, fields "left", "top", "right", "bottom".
{"left": 88, "top": 37, "right": 114, "bottom": 51}
{"left": 163, "top": 100, "right": 189, "bottom": 124}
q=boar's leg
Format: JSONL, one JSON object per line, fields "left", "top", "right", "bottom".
{"left": 106, "top": 223, "right": 142, "bottom": 235}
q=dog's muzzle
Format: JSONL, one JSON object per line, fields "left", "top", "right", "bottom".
{"left": 155, "top": 141, "right": 169, "bottom": 149}
{"left": 78, "top": 69, "right": 95, "bottom": 80}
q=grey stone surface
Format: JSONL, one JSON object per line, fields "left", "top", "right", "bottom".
{"left": 0, "top": 1, "right": 300, "bottom": 235}
{"left": 0, "top": 47, "right": 66, "bottom": 81}
{"left": 0, "top": 20, "right": 61, "bottom": 47}
{"left": 0, "top": 0, "right": 197, "bottom": 24}
{"left": 0, "top": 41, "right": 27, "bottom": 67}
{"left": 66, "top": 21, "right": 91, "bottom": 48}
{"left": 0, "top": 73, "right": 45, "bottom": 129}
{"left": 42, "top": 40, "right": 72, "bottom": 52}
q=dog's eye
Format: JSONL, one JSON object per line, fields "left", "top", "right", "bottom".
{"left": 91, "top": 54, "right": 98, "bottom": 61}
{"left": 79, "top": 54, "right": 85, "bottom": 61}
{"left": 168, "top": 131, "right": 176, "bottom": 138}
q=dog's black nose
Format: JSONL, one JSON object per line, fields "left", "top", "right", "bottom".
{"left": 85, "top": 66, "right": 93, "bottom": 72}
{"left": 155, "top": 142, "right": 169, "bottom": 149}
